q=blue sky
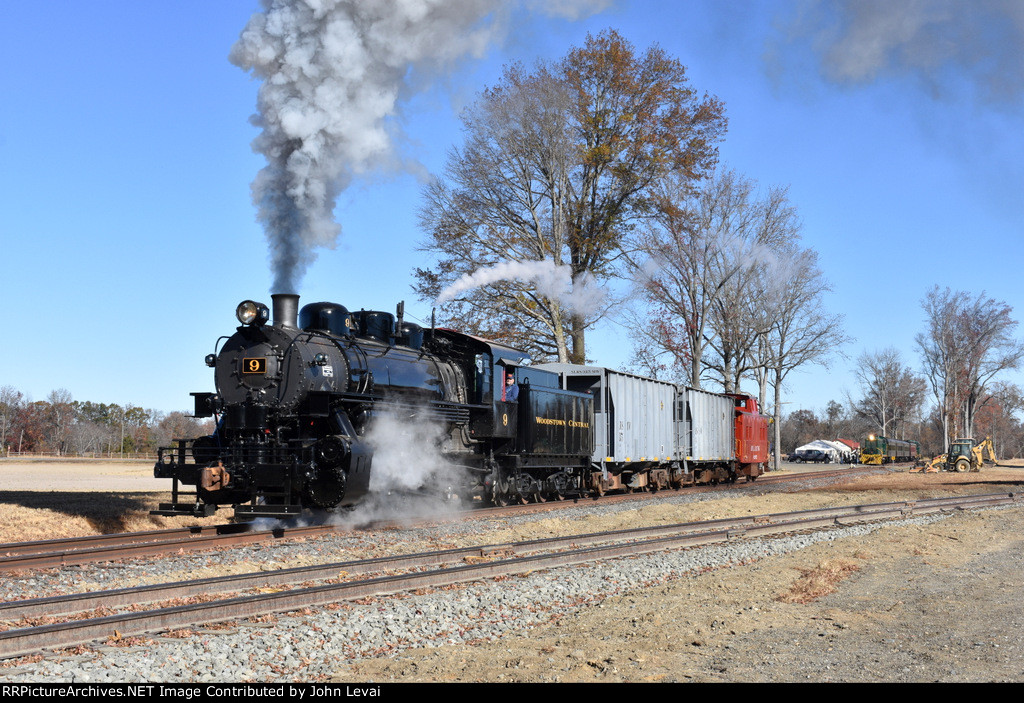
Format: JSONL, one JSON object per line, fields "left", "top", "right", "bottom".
{"left": 1, "top": 0, "right": 1022, "bottom": 419}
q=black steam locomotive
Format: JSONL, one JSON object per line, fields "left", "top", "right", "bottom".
{"left": 153, "top": 294, "right": 593, "bottom": 518}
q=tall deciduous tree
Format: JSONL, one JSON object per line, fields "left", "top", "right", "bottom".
{"left": 415, "top": 29, "right": 727, "bottom": 362}
{"left": 44, "top": 389, "right": 76, "bottom": 457}
{"left": 973, "top": 381, "right": 1024, "bottom": 459}
{"left": 916, "top": 286, "right": 1024, "bottom": 448}
{"left": 761, "top": 251, "right": 848, "bottom": 468}
{"left": 852, "top": 348, "right": 927, "bottom": 439}
{"left": 0, "top": 385, "right": 23, "bottom": 454}
{"left": 705, "top": 181, "right": 807, "bottom": 395}
{"left": 628, "top": 166, "right": 846, "bottom": 469}
{"left": 627, "top": 169, "right": 762, "bottom": 388}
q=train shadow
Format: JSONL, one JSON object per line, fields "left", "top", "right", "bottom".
{"left": 949, "top": 480, "right": 1024, "bottom": 489}
{"left": 0, "top": 490, "right": 171, "bottom": 536}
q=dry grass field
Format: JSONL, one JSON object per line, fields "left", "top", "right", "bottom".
{"left": 0, "top": 458, "right": 222, "bottom": 541}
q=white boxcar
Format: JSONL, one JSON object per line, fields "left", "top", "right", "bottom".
{"left": 679, "top": 387, "right": 734, "bottom": 463}
{"left": 532, "top": 364, "right": 678, "bottom": 471}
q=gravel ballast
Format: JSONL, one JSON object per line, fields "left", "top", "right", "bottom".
{"left": 2, "top": 471, "right": 1023, "bottom": 683}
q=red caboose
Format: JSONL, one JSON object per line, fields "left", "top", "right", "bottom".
{"left": 728, "top": 393, "right": 769, "bottom": 480}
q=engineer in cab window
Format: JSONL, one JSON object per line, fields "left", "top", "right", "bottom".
{"left": 503, "top": 373, "right": 519, "bottom": 402}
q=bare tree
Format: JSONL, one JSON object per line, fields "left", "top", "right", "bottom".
{"left": 627, "top": 169, "right": 761, "bottom": 388}
{"left": 762, "top": 252, "right": 848, "bottom": 468}
{"left": 779, "top": 408, "right": 820, "bottom": 453}
{"left": 153, "top": 411, "right": 213, "bottom": 449}
{"left": 416, "top": 29, "right": 727, "bottom": 362}
{"left": 70, "top": 420, "right": 116, "bottom": 457}
{"left": 44, "top": 389, "right": 76, "bottom": 456}
{"left": 0, "top": 385, "right": 23, "bottom": 454}
{"left": 973, "top": 381, "right": 1024, "bottom": 458}
{"left": 707, "top": 183, "right": 808, "bottom": 395}
{"left": 629, "top": 169, "right": 846, "bottom": 471}
{"left": 916, "top": 286, "right": 1024, "bottom": 448}
{"left": 853, "top": 348, "right": 927, "bottom": 438}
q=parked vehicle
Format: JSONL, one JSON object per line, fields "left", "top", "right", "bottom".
{"left": 789, "top": 449, "right": 829, "bottom": 464}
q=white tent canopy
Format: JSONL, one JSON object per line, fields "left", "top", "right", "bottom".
{"left": 794, "top": 440, "right": 856, "bottom": 463}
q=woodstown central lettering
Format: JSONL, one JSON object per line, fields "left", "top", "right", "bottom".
{"left": 535, "top": 417, "right": 589, "bottom": 429}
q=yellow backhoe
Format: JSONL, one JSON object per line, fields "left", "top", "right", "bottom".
{"left": 911, "top": 437, "right": 997, "bottom": 473}
{"left": 910, "top": 454, "right": 946, "bottom": 473}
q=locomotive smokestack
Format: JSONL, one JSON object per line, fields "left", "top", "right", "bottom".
{"left": 272, "top": 293, "right": 299, "bottom": 329}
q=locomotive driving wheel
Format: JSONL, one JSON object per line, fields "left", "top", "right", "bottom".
{"left": 546, "top": 472, "right": 570, "bottom": 501}
{"left": 491, "top": 477, "right": 512, "bottom": 507}
{"left": 515, "top": 475, "right": 536, "bottom": 505}
{"left": 492, "top": 476, "right": 528, "bottom": 506}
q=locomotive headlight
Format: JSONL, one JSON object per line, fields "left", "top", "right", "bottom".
{"left": 236, "top": 300, "right": 270, "bottom": 326}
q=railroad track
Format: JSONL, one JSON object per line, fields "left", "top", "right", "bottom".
{"left": 0, "top": 465, "right": 881, "bottom": 573}
{"left": 0, "top": 522, "right": 341, "bottom": 573}
{"left": 0, "top": 490, "right": 1015, "bottom": 661}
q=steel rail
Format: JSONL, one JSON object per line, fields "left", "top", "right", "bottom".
{"left": 0, "top": 490, "right": 1009, "bottom": 621}
{"left": 0, "top": 523, "right": 250, "bottom": 557}
{"left": 0, "top": 491, "right": 1016, "bottom": 660}
{"left": 0, "top": 466, "right": 874, "bottom": 572}
{"left": 0, "top": 524, "right": 337, "bottom": 572}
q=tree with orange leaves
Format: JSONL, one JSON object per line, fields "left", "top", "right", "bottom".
{"left": 415, "top": 29, "right": 726, "bottom": 363}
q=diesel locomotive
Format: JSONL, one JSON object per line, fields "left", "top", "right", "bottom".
{"left": 153, "top": 295, "right": 768, "bottom": 519}
{"left": 859, "top": 434, "right": 920, "bottom": 465}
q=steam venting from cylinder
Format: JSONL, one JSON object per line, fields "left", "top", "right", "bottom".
{"left": 229, "top": 0, "right": 608, "bottom": 295}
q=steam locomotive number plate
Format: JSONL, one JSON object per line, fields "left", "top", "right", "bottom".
{"left": 242, "top": 357, "right": 267, "bottom": 374}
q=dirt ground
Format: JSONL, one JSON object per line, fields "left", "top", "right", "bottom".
{"left": 337, "top": 503, "right": 1024, "bottom": 683}
{"left": 340, "top": 468, "right": 1024, "bottom": 683}
{"left": 3, "top": 460, "right": 1024, "bottom": 681}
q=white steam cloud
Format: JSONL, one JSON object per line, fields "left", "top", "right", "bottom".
{"left": 341, "top": 406, "right": 466, "bottom": 525}
{"left": 365, "top": 409, "right": 455, "bottom": 494}
{"left": 436, "top": 258, "right": 606, "bottom": 313}
{"left": 774, "top": 0, "right": 1024, "bottom": 105}
{"left": 230, "top": 0, "right": 611, "bottom": 294}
